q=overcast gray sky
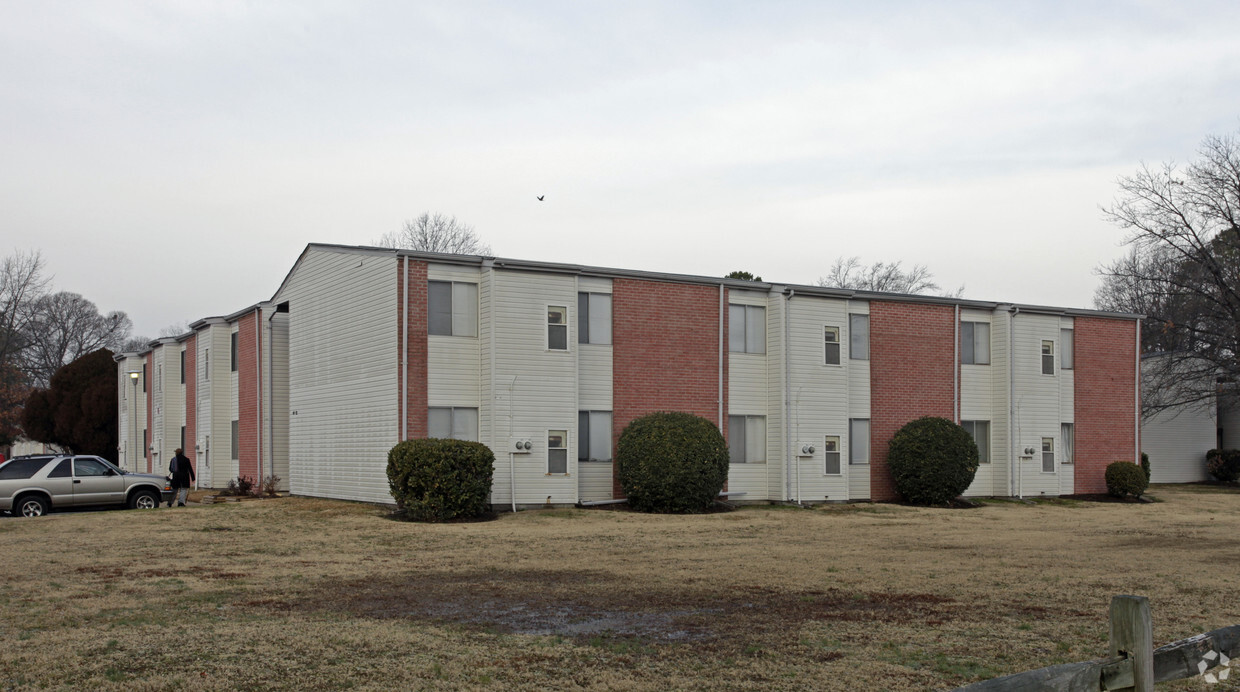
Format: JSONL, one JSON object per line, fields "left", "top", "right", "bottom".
{"left": 3, "top": 1, "right": 1239, "bottom": 338}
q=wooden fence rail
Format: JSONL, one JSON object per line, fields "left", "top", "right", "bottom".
{"left": 956, "top": 595, "right": 1238, "bottom": 691}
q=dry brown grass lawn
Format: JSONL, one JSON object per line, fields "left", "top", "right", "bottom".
{"left": 2, "top": 485, "right": 1239, "bottom": 691}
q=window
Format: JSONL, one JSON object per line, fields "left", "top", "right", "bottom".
{"left": 849, "top": 418, "right": 870, "bottom": 464}
{"left": 74, "top": 458, "right": 111, "bottom": 477}
{"left": 824, "top": 327, "right": 841, "bottom": 365}
{"left": 1042, "top": 437, "right": 1055, "bottom": 473}
{"left": 577, "top": 293, "right": 612, "bottom": 345}
{"left": 231, "top": 332, "right": 238, "bottom": 372}
{"left": 961, "top": 322, "right": 990, "bottom": 365}
{"left": 143, "top": 364, "right": 148, "bottom": 392}
{"left": 547, "top": 306, "right": 568, "bottom": 350}
{"left": 428, "top": 407, "right": 479, "bottom": 441}
{"left": 231, "top": 420, "right": 239, "bottom": 460}
{"left": 1041, "top": 340, "right": 1055, "bottom": 375}
{"left": 428, "top": 281, "right": 479, "bottom": 337}
{"left": 143, "top": 429, "right": 148, "bottom": 455}
{"left": 729, "top": 304, "right": 766, "bottom": 354}
{"left": 204, "top": 348, "right": 210, "bottom": 381}
{"left": 48, "top": 459, "right": 72, "bottom": 478}
{"left": 180, "top": 350, "right": 185, "bottom": 384}
{"left": 961, "top": 421, "right": 990, "bottom": 464}
{"left": 728, "top": 415, "right": 766, "bottom": 463}
{"left": 578, "top": 411, "right": 613, "bottom": 461}
{"left": 849, "top": 314, "right": 869, "bottom": 360}
{"left": 180, "top": 426, "right": 186, "bottom": 452}
{"left": 548, "top": 430, "right": 568, "bottom": 474}
{"left": 824, "top": 436, "right": 841, "bottom": 475}
{"left": 1061, "top": 423, "right": 1074, "bottom": 465}
{"left": 0, "top": 459, "right": 52, "bottom": 480}
{"left": 1061, "top": 329, "right": 1074, "bottom": 369}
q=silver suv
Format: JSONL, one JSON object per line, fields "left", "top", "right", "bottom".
{"left": 0, "top": 455, "right": 174, "bottom": 517}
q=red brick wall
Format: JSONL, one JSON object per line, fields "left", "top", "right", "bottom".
{"left": 869, "top": 302, "right": 957, "bottom": 501}
{"left": 1074, "top": 317, "right": 1139, "bottom": 494}
{"left": 237, "top": 311, "right": 260, "bottom": 482}
{"left": 145, "top": 354, "right": 152, "bottom": 473}
{"left": 401, "top": 259, "right": 429, "bottom": 439}
{"left": 184, "top": 335, "right": 196, "bottom": 469}
{"left": 612, "top": 279, "right": 726, "bottom": 497}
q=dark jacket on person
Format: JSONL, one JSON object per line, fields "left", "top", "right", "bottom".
{"left": 169, "top": 454, "right": 195, "bottom": 489}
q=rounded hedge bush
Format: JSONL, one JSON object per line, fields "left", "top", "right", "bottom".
{"left": 1206, "top": 449, "right": 1240, "bottom": 483}
{"left": 1140, "top": 452, "right": 1151, "bottom": 484}
{"left": 386, "top": 438, "right": 495, "bottom": 521}
{"left": 886, "top": 416, "right": 979, "bottom": 505}
{"left": 616, "top": 411, "right": 729, "bottom": 513}
{"left": 1105, "top": 461, "right": 1148, "bottom": 498}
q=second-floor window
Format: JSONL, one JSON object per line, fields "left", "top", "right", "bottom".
{"left": 577, "top": 293, "right": 612, "bottom": 345}
{"left": 428, "top": 281, "right": 478, "bottom": 337}
{"left": 1041, "top": 340, "right": 1055, "bottom": 375}
{"left": 547, "top": 306, "right": 568, "bottom": 350}
{"left": 1061, "top": 329, "right": 1074, "bottom": 369}
{"left": 824, "top": 326, "right": 841, "bottom": 365}
{"left": 961, "top": 322, "right": 990, "bottom": 365}
{"left": 729, "top": 305, "right": 766, "bottom": 354}
{"left": 849, "top": 314, "right": 869, "bottom": 360}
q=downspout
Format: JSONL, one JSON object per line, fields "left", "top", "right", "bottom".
{"left": 1135, "top": 318, "right": 1141, "bottom": 465}
{"left": 401, "top": 257, "right": 409, "bottom": 441}
{"left": 256, "top": 308, "right": 263, "bottom": 484}
{"left": 265, "top": 312, "right": 274, "bottom": 488}
{"left": 783, "top": 289, "right": 795, "bottom": 502}
{"left": 954, "top": 305, "right": 960, "bottom": 423}
{"left": 508, "top": 375, "right": 518, "bottom": 513}
{"left": 1008, "top": 306, "right": 1019, "bottom": 498}
{"left": 718, "top": 284, "right": 724, "bottom": 428}
{"left": 483, "top": 259, "right": 497, "bottom": 507}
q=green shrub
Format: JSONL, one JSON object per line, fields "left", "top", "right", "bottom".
{"left": 386, "top": 438, "right": 495, "bottom": 521}
{"left": 886, "top": 417, "right": 979, "bottom": 505}
{"left": 1140, "top": 452, "right": 1151, "bottom": 483}
{"left": 1105, "top": 461, "right": 1148, "bottom": 498}
{"left": 1206, "top": 449, "right": 1240, "bottom": 483}
{"left": 616, "top": 411, "right": 729, "bottom": 513}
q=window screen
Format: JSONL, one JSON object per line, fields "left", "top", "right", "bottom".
{"left": 578, "top": 411, "right": 612, "bottom": 461}
{"left": 849, "top": 418, "right": 870, "bottom": 464}
{"left": 849, "top": 314, "right": 869, "bottom": 360}
{"left": 729, "top": 305, "right": 766, "bottom": 354}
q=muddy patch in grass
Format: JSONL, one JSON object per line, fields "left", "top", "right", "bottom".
{"left": 281, "top": 568, "right": 961, "bottom": 646}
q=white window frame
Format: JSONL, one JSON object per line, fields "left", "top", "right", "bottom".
{"left": 577, "top": 293, "right": 612, "bottom": 345}
{"left": 728, "top": 415, "right": 767, "bottom": 464}
{"left": 823, "top": 435, "right": 841, "bottom": 475}
{"left": 1061, "top": 329, "right": 1074, "bottom": 370}
{"left": 849, "top": 418, "right": 870, "bottom": 464}
{"left": 1061, "top": 423, "right": 1074, "bottom": 465}
{"left": 428, "top": 281, "right": 479, "bottom": 337}
{"left": 961, "top": 322, "right": 990, "bottom": 365}
{"left": 824, "top": 326, "right": 841, "bottom": 366}
{"left": 547, "top": 305, "right": 569, "bottom": 351}
{"left": 849, "top": 314, "right": 869, "bottom": 360}
{"left": 1041, "top": 340, "right": 1055, "bottom": 375}
{"left": 547, "top": 429, "right": 569, "bottom": 474}
{"left": 577, "top": 411, "right": 612, "bottom": 462}
{"left": 961, "top": 420, "right": 990, "bottom": 464}
{"left": 729, "top": 304, "right": 766, "bottom": 354}
{"left": 1041, "top": 437, "right": 1055, "bottom": 473}
{"left": 427, "top": 406, "right": 480, "bottom": 441}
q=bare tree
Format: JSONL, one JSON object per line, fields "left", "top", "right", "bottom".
{"left": 21, "top": 292, "right": 132, "bottom": 388}
{"left": 818, "top": 256, "right": 964, "bottom": 297}
{"left": 0, "top": 250, "right": 49, "bottom": 371}
{"left": 374, "top": 213, "right": 492, "bottom": 255}
{"left": 1095, "top": 128, "right": 1240, "bottom": 415}
{"left": 159, "top": 321, "right": 190, "bottom": 338}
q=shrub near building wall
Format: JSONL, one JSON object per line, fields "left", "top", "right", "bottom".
{"left": 1206, "top": 449, "right": 1240, "bottom": 483}
{"left": 386, "top": 439, "right": 495, "bottom": 521}
{"left": 616, "top": 412, "right": 729, "bottom": 513}
{"left": 1105, "top": 461, "right": 1148, "bottom": 498}
{"left": 886, "top": 416, "right": 979, "bottom": 506}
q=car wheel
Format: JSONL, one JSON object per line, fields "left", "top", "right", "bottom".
{"left": 129, "top": 490, "right": 160, "bottom": 510}
{"left": 17, "top": 495, "right": 49, "bottom": 517}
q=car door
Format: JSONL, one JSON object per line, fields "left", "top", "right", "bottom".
{"left": 72, "top": 457, "right": 125, "bottom": 507}
{"left": 43, "top": 459, "right": 78, "bottom": 507}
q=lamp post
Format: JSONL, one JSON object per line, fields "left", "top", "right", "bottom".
{"left": 128, "top": 371, "right": 140, "bottom": 472}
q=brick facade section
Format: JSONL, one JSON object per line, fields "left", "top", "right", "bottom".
{"left": 1074, "top": 317, "right": 1139, "bottom": 494}
{"left": 184, "top": 334, "right": 196, "bottom": 471}
{"left": 145, "top": 354, "right": 152, "bottom": 473}
{"left": 869, "top": 302, "right": 957, "bottom": 501}
{"left": 237, "top": 311, "right": 260, "bottom": 482}
{"left": 612, "top": 279, "right": 726, "bottom": 498}
{"left": 401, "top": 259, "right": 429, "bottom": 439}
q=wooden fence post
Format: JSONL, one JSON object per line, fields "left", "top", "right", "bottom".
{"left": 1110, "top": 595, "right": 1154, "bottom": 692}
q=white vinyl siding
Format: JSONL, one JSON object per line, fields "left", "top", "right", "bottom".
{"left": 1142, "top": 404, "right": 1215, "bottom": 483}
{"left": 960, "top": 309, "right": 997, "bottom": 496}
{"left": 267, "top": 311, "right": 290, "bottom": 491}
{"left": 846, "top": 302, "right": 871, "bottom": 500}
{"left": 275, "top": 249, "right": 400, "bottom": 504}
{"left": 1012, "top": 313, "right": 1067, "bottom": 496}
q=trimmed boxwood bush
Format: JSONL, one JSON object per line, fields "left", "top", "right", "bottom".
{"left": 616, "top": 411, "right": 729, "bottom": 513}
{"left": 386, "top": 438, "right": 495, "bottom": 521}
{"left": 1206, "top": 449, "right": 1240, "bottom": 483}
{"left": 1140, "top": 452, "right": 1151, "bottom": 484}
{"left": 1105, "top": 461, "right": 1148, "bottom": 498}
{"left": 886, "top": 416, "right": 979, "bottom": 506}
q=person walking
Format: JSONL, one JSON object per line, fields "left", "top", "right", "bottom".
{"left": 168, "top": 448, "right": 195, "bottom": 507}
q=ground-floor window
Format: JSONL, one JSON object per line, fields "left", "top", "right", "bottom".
{"left": 728, "top": 415, "right": 766, "bottom": 463}
{"left": 578, "top": 411, "right": 612, "bottom": 461}
{"left": 428, "top": 407, "right": 479, "bottom": 441}
{"left": 849, "top": 419, "right": 870, "bottom": 464}
{"left": 1042, "top": 437, "right": 1055, "bottom": 473}
{"left": 548, "top": 430, "right": 568, "bottom": 474}
{"left": 823, "top": 436, "right": 841, "bottom": 475}
{"left": 961, "top": 420, "right": 990, "bottom": 464}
